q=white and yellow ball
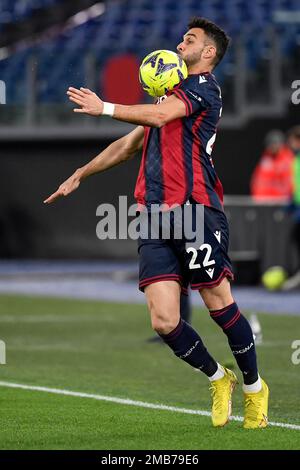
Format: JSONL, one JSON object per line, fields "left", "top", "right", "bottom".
{"left": 261, "top": 266, "right": 287, "bottom": 291}
{"left": 139, "top": 50, "right": 188, "bottom": 97}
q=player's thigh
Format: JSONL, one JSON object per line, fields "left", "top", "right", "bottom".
{"left": 138, "top": 236, "right": 185, "bottom": 293}
{"left": 145, "top": 280, "right": 181, "bottom": 333}
{"left": 199, "top": 277, "right": 234, "bottom": 310}
{"left": 138, "top": 233, "right": 183, "bottom": 333}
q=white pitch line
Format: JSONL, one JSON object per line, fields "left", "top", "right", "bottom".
{"left": 0, "top": 380, "right": 299, "bottom": 431}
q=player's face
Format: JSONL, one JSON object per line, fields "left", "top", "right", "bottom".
{"left": 177, "top": 28, "right": 216, "bottom": 67}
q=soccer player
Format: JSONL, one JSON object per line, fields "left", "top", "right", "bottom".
{"left": 45, "top": 17, "right": 269, "bottom": 428}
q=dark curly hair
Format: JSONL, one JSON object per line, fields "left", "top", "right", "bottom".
{"left": 188, "top": 17, "right": 230, "bottom": 67}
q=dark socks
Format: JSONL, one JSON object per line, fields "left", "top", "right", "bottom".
{"left": 159, "top": 319, "right": 218, "bottom": 377}
{"left": 180, "top": 293, "right": 192, "bottom": 324}
{"left": 210, "top": 302, "right": 258, "bottom": 385}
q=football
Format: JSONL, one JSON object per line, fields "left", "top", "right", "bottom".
{"left": 261, "top": 266, "right": 287, "bottom": 291}
{"left": 139, "top": 49, "right": 188, "bottom": 97}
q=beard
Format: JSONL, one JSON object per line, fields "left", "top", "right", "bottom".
{"left": 183, "top": 48, "right": 204, "bottom": 67}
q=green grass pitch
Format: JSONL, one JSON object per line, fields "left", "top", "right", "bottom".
{"left": 0, "top": 294, "right": 299, "bottom": 450}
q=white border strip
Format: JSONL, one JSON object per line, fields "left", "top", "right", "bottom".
{"left": 0, "top": 381, "right": 299, "bottom": 431}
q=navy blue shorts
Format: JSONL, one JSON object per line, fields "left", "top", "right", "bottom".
{"left": 138, "top": 202, "right": 234, "bottom": 294}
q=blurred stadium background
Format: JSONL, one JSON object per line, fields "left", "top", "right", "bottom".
{"left": 0, "top": 0, "right": 300, "bottom": 450}
{"left": 1, "top": 0, "right": 300, "bottom": 269}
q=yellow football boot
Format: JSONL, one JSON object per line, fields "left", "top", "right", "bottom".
{"left": 210, "top": 367, "right": 238, "bottom": 427}
{"left": 243, "top": 379, "right": 269, "bottom": 429}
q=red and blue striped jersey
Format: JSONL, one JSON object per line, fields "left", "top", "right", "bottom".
{"left": 134, "top": 72, "right": 224, "bottom": 211}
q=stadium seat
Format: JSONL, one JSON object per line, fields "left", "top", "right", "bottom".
{"left": 1, "top": 0, "right": 299, "bottom": 104}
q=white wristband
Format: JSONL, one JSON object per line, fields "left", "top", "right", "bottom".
{"left": 102, "top": 102, "right": 115, "bottom": 117}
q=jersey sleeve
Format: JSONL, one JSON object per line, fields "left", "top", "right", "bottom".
{"left": 170, "top": 75, "right": 214, "bottom": 116}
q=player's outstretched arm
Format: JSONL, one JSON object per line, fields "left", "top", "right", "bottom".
{"left": 67, "top": 87, "right": 186, "bottom": 127}
{"left": 43, "top": 126, "right": 144, "bottom": 204}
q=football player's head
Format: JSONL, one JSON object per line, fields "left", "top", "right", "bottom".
{"left": 177, "top": 17, "right": 230, "bottom": 70}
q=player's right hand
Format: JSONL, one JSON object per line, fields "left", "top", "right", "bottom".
{"left": 43, "top": 173, "right": 81, "bottom": 204}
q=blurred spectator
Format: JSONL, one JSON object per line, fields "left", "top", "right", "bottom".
{"left": 282, "top": 126, "right": 300, "bottom": 290}
{"left": 250, "top": 130, "right": 294, "bottom": 202}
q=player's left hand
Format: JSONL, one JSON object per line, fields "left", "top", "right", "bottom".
{"left": 67, "top": 87, "right": 104, "bottom": 115}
